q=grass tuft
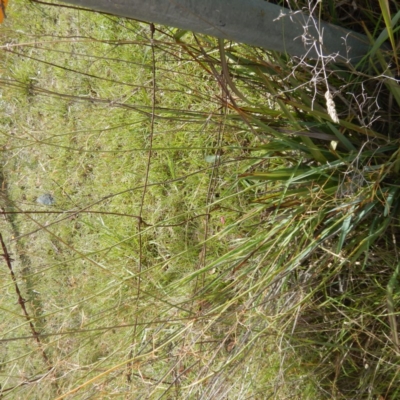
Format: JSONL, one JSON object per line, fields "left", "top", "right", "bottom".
{"left": 1, "top": 0, "right": 399, "bottom": 398}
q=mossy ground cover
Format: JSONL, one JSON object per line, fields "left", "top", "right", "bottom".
{"left": 1, "top": 0, "right": 400, "bottom": 399}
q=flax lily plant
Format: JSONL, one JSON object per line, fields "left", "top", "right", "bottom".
{"left": 172, "top": 1, "right": 400, "bottom": 396}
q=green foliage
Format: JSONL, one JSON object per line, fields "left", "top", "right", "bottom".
{"left": 1, "top": 0, "right": 400, "bottom": 399}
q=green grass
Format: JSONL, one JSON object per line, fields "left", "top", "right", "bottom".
{"left": 1, "top": 2, "right": 286, "bottom": 398}
{"left": 1, "top": 0, "right": 400, "bottom": 399}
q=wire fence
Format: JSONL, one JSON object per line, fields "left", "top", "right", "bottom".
{"left": 0, "top": 2, "right": 277, "bottom": 398}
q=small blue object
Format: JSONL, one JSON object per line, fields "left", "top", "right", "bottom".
{"left": 37, "top": 194, "right": 55, "bottom": 206}
{"left": 205, "top": 155, "right": 221, "bottom": 163}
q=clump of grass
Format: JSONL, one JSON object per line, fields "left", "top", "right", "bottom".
{"left": 175, "top": 0, "right": 400, "bottom": 398}
{"left": 1, "top": 0, "right": 400, "bottom": 399}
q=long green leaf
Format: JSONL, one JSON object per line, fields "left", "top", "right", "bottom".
{"left": 378, "top": 0, "right": 397, "bottom": 55}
